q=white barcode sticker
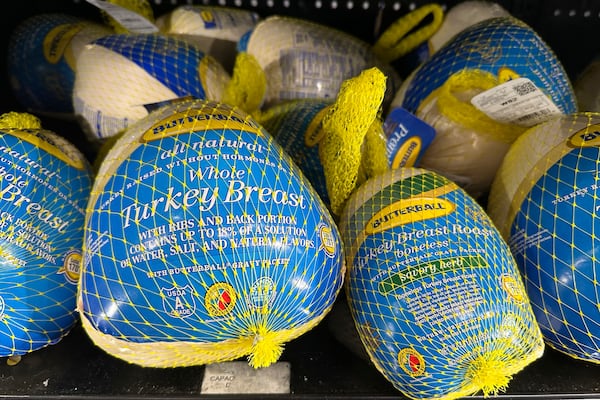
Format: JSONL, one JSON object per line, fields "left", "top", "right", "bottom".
{"left": 86, "top": 0, "right": 159, "bottom": 33}
{"left": 471, "top": 77, "right": 561, "bottom": 127}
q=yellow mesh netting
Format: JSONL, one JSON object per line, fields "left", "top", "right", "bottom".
{"left": 432, "top": 69, "right": 526, "bottom": 143}
{"left": 0, "top": 112, "right": 42, "bottom": 130}
{"left": 362, "top": 120, "right": 389, "bottom": 178}
{"left": 222, "top": 52, "right": 266, "bottom": 117}
{"left": 319, "top": 67, "right": 387, "bottom": 216}
{"left": 372, "top": 4, "right": 444, "bottom": 63}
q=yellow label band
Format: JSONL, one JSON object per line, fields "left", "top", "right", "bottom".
{"left": 43, "top": 22, "right": 84, "bottom": 64}
{"left": 391, "top": 136, "right": 422, "bottom": 168}
{"left": 142, "top": 110, "right": 262, "bottom": 142}
{"left": 567, "top": 123, "right": 600, "bottom": 147}
{"left": 6, "top": 129, "right": 86, "bottom": 170}
{"left": 366, "top": 197, "right": 455, "bottom": 235}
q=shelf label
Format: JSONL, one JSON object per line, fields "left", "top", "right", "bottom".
{"left": 201, "top": 361, "right": 291, "bottom": 394}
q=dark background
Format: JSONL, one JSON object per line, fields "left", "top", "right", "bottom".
{"left": 1, "top": 1, "right": 600, "bottom": 399}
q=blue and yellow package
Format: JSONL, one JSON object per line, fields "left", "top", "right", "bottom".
{"left": 78, "top": 98, "right": 345, "bottom": 368}
{"left": 389, "top": 16, "right": 576, "bottom": 200}
{"left": 0, "top": 112, "right": 93, "bottom": 364}
{"left": 73, "top": 32, "right": 231, "bottom": 142}
{"left": 7, "top": 13, "right": 112, "bottom": 119}
{"left": 488, "top": 112, "right": 600, "bottom": 363}
{"left": 339, "top": 167, "right": 544, "bottom": 400}
{"left": 395, "top": 16, "right": 576, "bottom": 115}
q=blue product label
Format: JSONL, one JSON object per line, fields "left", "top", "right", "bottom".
{"left": 401, "top": 17, "right": 576, "bottom": 115}
{"left": 94, "top": 33, "right": 210, "bottom": 99}
{"left": 0, "top": 130, "right": 91, "bottom": 355}
{"left": 261, "top": 99, "right": 332, "bottom": 205}
{"left": 509, "top": 145, "right": 600, "bottom": 362}
{"left": 81, "top": 104, "right": 344, "bottom": 342}
{"left": 7, "top": 14, "right": 82, "bottom": 116}
{"left": 344, "top": 171, "right": 541, "bottom": 398}
{"left": 383, "top": 107, "right": 436, "bottom": 169}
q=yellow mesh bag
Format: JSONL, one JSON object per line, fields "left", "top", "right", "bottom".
{"left": 79, "top": 98, "right": 345, "bottom": 368}
{"left": 372, "top": 4, "right": 444, "bottom": 63}
{"left": 319, "top": 67, "right": 387, "bottom": 216}
{"left": 0, "top": 112, "right": 92, "bottom": 366}
{"left": 414, "top": 69, "right": 526, "bottom": 199}
{"left": 0, "top": 111, "right": 42, "bottom": 130}
{"left": 222, "top": 52, "right": 266, "bottom": 118}
{"left": 488, "top": 112, "right": 600, "bottom": 364}
{"left": 339, "top": 167, "right": 544, "bottom": 400}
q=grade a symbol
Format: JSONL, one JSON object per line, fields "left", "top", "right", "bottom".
{"left": 161, "top": 285, "right": 196, "bottom": 318}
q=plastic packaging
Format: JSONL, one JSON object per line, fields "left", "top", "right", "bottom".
{"left": 389, "top": 16, "right": 576, "bottom": 199}
{"left": 78, "top": 98, "right": 345, "bottom": 368}
{"left": 237, "top": 15, "right": 401, "bottom": 110}
{"left": 7, "top": 13, "right": 112, "bottom": 119}
{"left": 488, "top": 112, "right": 600, "bottom": 363}
{"left": 0, "top": 112, "right": 93, "bottom": 363}
{"left": 72, "top": 33, "right": 230, "bottom": 141}
{"left": 339, "top": 167, "right": 544, "bottom": 400}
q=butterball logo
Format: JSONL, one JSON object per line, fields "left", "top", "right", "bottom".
{"left": 567, "top": 123, "right": 600, "bottom": 148}
{"left": 366, "top": 197, "right": 455, "bottom": 235}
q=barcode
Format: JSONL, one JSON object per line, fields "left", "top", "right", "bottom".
{"left": 516, "top": 109, "right": 551, "bottom": 122}
{"left": 513, "top": 81, "right": 537, "bottom": 96}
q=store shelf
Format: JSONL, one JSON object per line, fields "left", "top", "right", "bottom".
{"left": 1, "top": 304, "right": 600, "bottom": 400}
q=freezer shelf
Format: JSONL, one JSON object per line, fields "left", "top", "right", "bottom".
{"left": 0, "top": 314, "right": 599, "bottom": 400}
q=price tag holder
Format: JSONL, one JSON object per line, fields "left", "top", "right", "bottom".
{"left": 201, "top": 361, "right": 291, "bottom": 394}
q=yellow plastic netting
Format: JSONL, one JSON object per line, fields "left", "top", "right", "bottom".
{"left": 319, "top": 67, "right": 387, "bottom": 216}
{"left": 373, "top": 3, "right": 444, "bottom": 63}
{"left": 432, "top": 69, "right": 525, "bottom": 143}
{"left": 0, "top": 111, "right": 42, "bottom": 129}
{"left": 222, "top": 52, "right": 266, "bottom": 118}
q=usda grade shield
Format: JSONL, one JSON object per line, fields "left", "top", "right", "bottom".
{"left": 339, "top": 168, "right": 544, "bottom": 399}
{"left": 79, "top": 99, "right": 344, "bottom": 368}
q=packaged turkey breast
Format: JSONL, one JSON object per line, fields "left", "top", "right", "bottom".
{"left": 237, "top": 15, "right": 401, "bottom": 110}
{"left": 388, "top": 16, "right": 576, "bottom": 199}
{"left": 0, "top": 112, "right": 92, "bottom": 364}
{"left": 156, "top": 5, "right": 260, "bottom": 72}
{"left": 339, "top": 167, "right": 544, "bottom": 400}
{"left": 73, "top": 32, "right": 231, "bottom": 142}
{"left": 488, "top": 112, "right": 600, "bottom": 364}
{"left": 7, "top": 13, "right": 112, "bottom": 119}
{"left": 78, "top": 98, "right": 345, "bottom": 368}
